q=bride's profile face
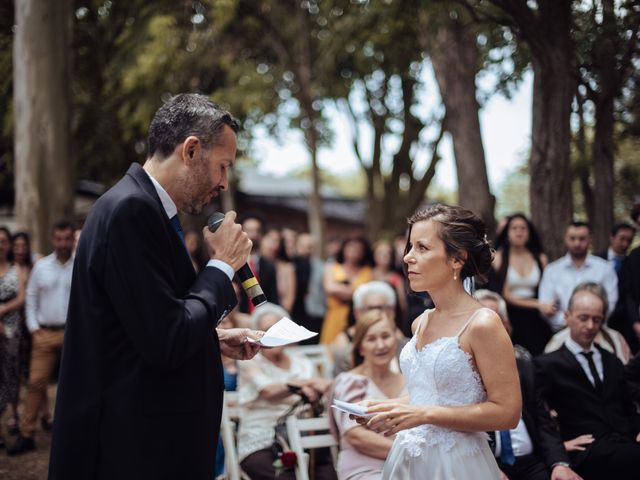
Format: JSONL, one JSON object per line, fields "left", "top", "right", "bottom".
{"left": 403, "top": 220, "right": 455, "bottom": 292}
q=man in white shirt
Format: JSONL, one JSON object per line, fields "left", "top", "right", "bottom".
{"left": 535, "top": 283, "right": 640, "bottom": 480}
{"left": 538, "top": 222, "right": 618, "bottom": 332}
{"left": 8, "top": 220, "right": 74, "bottom": 454}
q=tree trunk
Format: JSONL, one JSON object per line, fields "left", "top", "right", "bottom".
{"left": 429, "top": 18, "right": 496, "bottom": 237}
{"left": 590, "top": 0, "right": 617, "bottom": 252}
{"left": 529, "top": 52, "right": 573, "bottom": 260}
{"left": 14, "top": 0, "right": 73, "bottom": 254}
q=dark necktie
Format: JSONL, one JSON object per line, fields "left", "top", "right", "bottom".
{"left": 499, "top": 429, "right": 516, "bottom": 466}
{"left": 580, "top": 351, "right": 603, "bottom": 391}
{"left": 169, "top": 215, "right": 186, "bottom": 247}
{"left": 613, "top": 256, "right": 623, "bottom": 273}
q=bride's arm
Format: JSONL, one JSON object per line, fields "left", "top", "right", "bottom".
{"left": 366, "top": 310, "right": 521, "bottom": 435}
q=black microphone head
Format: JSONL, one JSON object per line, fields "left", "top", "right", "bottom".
{"left": 207, "top": 212, "right": 226, "bottom": 233}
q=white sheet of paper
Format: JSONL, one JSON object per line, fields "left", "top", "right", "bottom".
{"left": 251, "top": 317, "right": 318, "bottom": 347}
{"left": 331, "top": 399, "right": 375, "bottom": 418}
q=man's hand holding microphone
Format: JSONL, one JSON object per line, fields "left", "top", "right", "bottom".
{"left": 204, "top": 210, "right": 264, "bottom": 360}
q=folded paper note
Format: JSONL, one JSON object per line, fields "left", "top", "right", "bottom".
{"left": 331, "top": 399, "right": 375, "bottom": 418}
{"left": 250, "top": 317, "right": 317, "bottom": 347}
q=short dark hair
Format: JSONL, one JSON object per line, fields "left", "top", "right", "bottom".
{"left": 239, "top": 211, "right": 267, "bottom": 229}
{"left": 568, "top": 221, "right": 591, "bottom": 232}
{"left": 611, "top": 222, "right": 636, "bottom": 236}
{"left": 405, "top": 204, "right": 494, "bottom": 281}
{"left": 52, "top": 220, "right": 74, "bottom": 233}
{"left": 147, "top": 93, "right": 240, "bottom": 159}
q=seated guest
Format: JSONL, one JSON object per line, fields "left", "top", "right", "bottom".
{"left": 329, "top": 310, "right": 407, "bottom": 480}
{"left": 331, "top": 281, "right": 407, "bottom": 377}
{"left": 475, "top": 290, "right": 580, "bottom": 480}
{"left": 237, "top": 303, "right": 335, "bottom": 480}
{"left": 535, "top": 283, "right": 640, "bottom": 480}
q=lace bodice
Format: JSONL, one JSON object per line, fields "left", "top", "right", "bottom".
{"left": 395, "top": 312, "right": 488, "bottom": 457}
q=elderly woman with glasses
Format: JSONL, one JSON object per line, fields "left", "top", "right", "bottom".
{"left": 330, "top": 281, "right": 408, "bottom": 377}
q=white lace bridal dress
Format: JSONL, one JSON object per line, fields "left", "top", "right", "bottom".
{"left": 382, "top": 312, "right": 501, "bottom": 480}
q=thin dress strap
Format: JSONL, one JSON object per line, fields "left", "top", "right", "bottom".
{"left": 415, "top": 309, "right": 433, "bottom": 338}
{"left": 455, "top": 308, "right": 485, "bottom": 338}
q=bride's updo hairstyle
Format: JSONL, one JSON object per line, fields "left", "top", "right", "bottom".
{"left": 405, "top": 204, "right": 494, "bottom": 282}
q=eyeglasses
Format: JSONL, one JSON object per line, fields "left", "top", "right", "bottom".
{"left": 362, "top": 305, "right": 395, "bottom": 311}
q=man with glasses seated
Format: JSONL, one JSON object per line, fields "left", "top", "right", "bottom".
{"left": 330, "top": 281, "right": 408, "bottom": 376}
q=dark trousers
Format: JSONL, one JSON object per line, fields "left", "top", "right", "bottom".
{"left": 498, "top": 453, "right": 549, "bottom": 480}
{"left": 241, "top": 448, "right": 337, "bottom": 480}
{"left": 574, "top": 436, "right": 640, "bottom": 480}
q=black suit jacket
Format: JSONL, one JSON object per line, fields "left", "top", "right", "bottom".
{"left": 516, "top": 358, "right": 570, "bottom": 467}
{"left": 49, "top": 163, "right": 237, "bottom": 480}
{"left": 535, "top": 345, "right": 640, "bottom": 463}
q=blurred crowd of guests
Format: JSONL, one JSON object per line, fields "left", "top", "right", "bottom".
{"left": 2, "top": 204, "right": 640, "bottom": 480}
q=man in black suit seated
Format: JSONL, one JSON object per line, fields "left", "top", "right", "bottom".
{"left": 535, "top": 282, "right": 640, "bottom": 480}
{"left": 475, "top": 290, "right": 581, "bottom": 480}
{"left": 48, "top": 94, "right": 263, "bottom": 480}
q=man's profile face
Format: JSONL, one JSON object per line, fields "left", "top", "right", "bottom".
{"left": 565, "top": 226, "right": 590, "bottom": 259}
{"left": 565, "top": 291, "right": 604, "bottom": 349}
{"left": 52, "top": 228, "right": 74, "bottom": 259}
{"left": 182, "top": 125, "right": 236, "bottom": 215}
{"left": 610, "top": 228, "right": 635, "bottom": 256}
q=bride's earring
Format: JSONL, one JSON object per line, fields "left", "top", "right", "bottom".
{"left": 453, "top": 269, "right": 458, "bottom": 281}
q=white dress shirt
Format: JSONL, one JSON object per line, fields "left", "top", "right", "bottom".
{"left": 538, "top": 254, "right": 618, "bottom": 332}
{"left": 564, "top": 337, "right": 604, "bottom": 387}
{"left": 145, "top": 170, "right": 234, "bottom": 280}
{"left": 25, "top": 253, "right": 74, "bottom": 332}
{"left": 494, "top": 417, "right": 534, "bottom": 458}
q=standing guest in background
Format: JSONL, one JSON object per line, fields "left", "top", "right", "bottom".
{"left": 330, "top": 310, "right": 407, "bottom": 480}
{"left": 0, "top": 227, "right": 28, "bottom": 448}
{"left": 47, "top": 94, "right": 261, "bottom": 479}
{"left": 184, "top": 228, "right": 207, "bottom": 273}
{"left": 261, "top": 226, "right": 297, "bottom": 313}
{"left": 372, "top": 240, "right": 407, "bottom": 322}
{"left": 535, "top": 283, "right": 640, "bottom": 480}
{"left": 325, "top": 235, "right": 343, "bottom": 264}
{"left": 594, "top": 223, "right": 636, "bottom": 274}
{"left": 281, "top": 226, "right": 298, "bottom": 260}
{"left": 240, "top": 212, "right": 279, "bottom": 311}
{"left": 321, "top": 236, "right": 373, "bottom": 344}
{"left": 292, "top": 232, "right": 326, "bottom": 344}
{"left": 539, "top": 222, "right": 618, "bottom": 333}
{"left": 492, "top": 214, "right": 555, "bottom": 355}
{"left": 8, "top": 221, "right": 74, "bottom": 455}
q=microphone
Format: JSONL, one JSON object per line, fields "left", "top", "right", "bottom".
{"left": 207, "top": 212, "right": 267, "bottom": 309}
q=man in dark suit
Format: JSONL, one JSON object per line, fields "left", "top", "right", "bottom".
{"left": 593, "top": 222, "right": 636, "bottom": 273}
{"left": 535, "top": 282, "right": 640, "bottom": 480}
{"left": 476, "top": 290, "right": 580, "bottom": 480}
{"left": 48, "top": 94, "right": 262, "bottom": 480}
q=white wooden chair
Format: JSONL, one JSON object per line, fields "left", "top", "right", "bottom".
{"left": 287, "top": 344, "right": 334, "bottom": 378}
{"left": 285, "top": 415, "right": 338, "bottom": 480}
{"left": 220, "top": 391, "right": 248, "bottom": 480}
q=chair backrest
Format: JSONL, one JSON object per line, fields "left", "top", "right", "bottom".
{"left": 220, "top": 391, "right": 242, "bottom": 480}
{"left": 287, "top": 344, "right": 334, "bottom": 378}
{"left": 286, "top": 415, "right": 338, "bottom": 480}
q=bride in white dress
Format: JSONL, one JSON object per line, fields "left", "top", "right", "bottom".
{"left": 357, "top": 205, "right": 521, "bottom": 479}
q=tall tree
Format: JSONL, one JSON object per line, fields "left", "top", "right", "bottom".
{"left": 427, "top": 7, "right": 496, "bottom": 236}
{"left": 328, "top": 0, "right": 446, "bottom": 239}
{"left": 465, "top": 0, "right": 574, "bottom": 259}
{"left": 14, "top": 0, "right": 73, "bottom": 253}
{"left": 574, "top": 0, "right": 640, "bottom": 250}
